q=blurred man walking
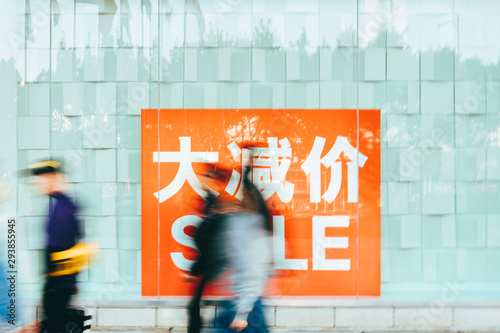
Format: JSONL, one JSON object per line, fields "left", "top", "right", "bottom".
{"left": 28, "top": 161, "right": 82, "bottom": 333}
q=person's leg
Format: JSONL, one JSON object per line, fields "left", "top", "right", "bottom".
{"left": 43, "top": 288, "right": 72, "bottom": 333}
{"left": 58, "top": 289, "right": 73, "bottom": 333}
{"left": 226, "top": 214, "right": 272, "bottom": 331}
{"left": 222, "top": 214, "right": 252, "bottom": 330}
{"left": 187, "top": 275, "right": 208, "bottom": 333}
{"left": 244, "top": 299, "right": 269, "bottom": 333}
{"left": 41, "top": 289, "right": 57, "bottom": 333}
{"left": 214, "top": 300, "right": 236, "bottom": 329}
{"left": 230, "top": 267, "right": 260, "bottom": 329}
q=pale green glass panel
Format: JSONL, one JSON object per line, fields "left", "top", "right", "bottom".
{"left": 421, "top": 148, "right": 455, "bottom": 181}
{"left": 95, "top": 150, "right": 117, "bottom": 183}
{"left": 387, "top": 48, "right": 419, "bottom": 81}
{"left": 487, "top": 147, "right": 500, "bottom": 180}
{"left": 456, "top": 182, "right": 487, "bottom": 214}
{"left": 486, "top": 80, "right": 500, "bottom": 113}
{"left": 400, "top": 216, "right": 422, "bottom": 249}
{"left": 153, "top": 83, "right": 184, "bottom": 109}
{"left": 387, "top": 249, "right": 422, "bottom": 282}
{"left": 385, "top": 216, "right": 401, "bottom": 249}
{"left": 358, "top": 82, "right": 386, "bottom": 109}
{"left": 421, "top": 82, "right": 454, "bottom": 113}
{"left": 78, "top": 183, "right": 117, "bottom": 216}
{"left": 320, "top": 81, "right": 342, "bottom": 108}
{"left": 51, "top": 116, "right": 83, "bottom": 150}
{"left": 423, "top": 249, "right": 457, "bottom": 281}
{"left": 456, "top": 215, "right": 487, "bottom": 248}
{"left": 52, "top": 49, "right": 74, "bottom": 82}
{"left": 228, "top": 49, "right": 252, "bottom": 82}
{"left": 116, "top": 49, "right": 139, "bottom": 81}
{"left": 459, "top": 249, "right": 488, "bottom": 281}
{"left": 487, "top": 182, "right": 500, "bottom": 214}
{"left": 455, "top": 81, "right": 487, "bottom": 114}
{"left": 17, "top": 83, "right": 28, "bottom": 116}
{"left": 421, "top": 50, "right": 454, "bottom": 81}
{"left": 117, "top": 217, "right": 141, "bottom": 250}
{"left": 217, "top": 82, "right": 251, "bottom": 109}
{"left": 386, "top": 148, "right": 421, "bottom": 182}
{"left": 161, "top": 48, "right": 184, "bottom": 82}
{"left": 455, "top": 148, "right": 487, "bottom": 181}
{"left": 387, "top": 115, "right": 420, "bottom": 148}
{"left": 422, "top": 181, "right": 455, "bottom": 214}
{"left": 117, "top": 116, "right": 140, "bottom": 149}
{"left": 388, "top": 182, "right": 409, "bottom": 215}
{"left": 486, "top": 115, "right": 500, "bottom": 147}
{"left": 119, "top": 250, "right": 141, "bottom": 283}
{"left": 82, "top": 115, "right": 117, "bottom": 149}
{"left": 251, "top": 83, "right": 285, "bottom": 108}
{"left": 62, "top": 83, "right": 85, "bottom": 115}
{"left": 18, "top": 117, "right": 50, "bottom": 149}
{"left": 29, "top": 83, "right": 50, "bottom": 115}
{"left": 89, "top": 249, "right": 119, "bottom": 282}
{"left": 52, "top": 14, "right": 75, "bottom": 48}
{"left": 184, "top": 83, "right": 215, "bottom": 108}
{"left": 18, "top": 183, "right": 49, "bottom": 216}
{"left": 26, "top": 216, "right": 45, "bottom": 250}
{"left": 116, "top": 183, "right": 141, "bottom": 216}
{"left": 18, "top": 251, "right": 42, "bottom": 284}
{"left": 420, "top": 114, "right": 455, "bottom": 148}
{"left": 422, "top": 216, "right": 443, "bottom": 248}
{"left": 362, "top": 48, "right": 386, "bottom": 81}
{"left": 264, "top": 50, "right": 286, "bottom": 81}
{"left": 331, "top": 48, "right": 356, "bottom": 81}
{"left": 117, "top": 150, "right": 141, "bottom": 183}
{"left": 456, "top": 57, "right": 485, "bottom": 81}
{"left": 197, "top": 48, "right": 218, "bottom": 81}
{"left": 486, "top": 249, "right": 500, "bottom": 280}
{"left": 86, "top": 216, "right": 117, "bottom": 249}
{"left": 83, "top": 49, "right": 105, "bottom": 82}
{"left": 386, "top": 81, "right": 420, "bottom": 114}
{"left": 486, "top": 215, "right": 500, "bottom": 247}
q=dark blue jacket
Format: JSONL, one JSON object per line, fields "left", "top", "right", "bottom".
{"left": 44, "top": 192, "right": 82, "bottom": 290}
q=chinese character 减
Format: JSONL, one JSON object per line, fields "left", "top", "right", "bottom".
{"left": 225, "top": 138, "right": 295, "bottom": 203}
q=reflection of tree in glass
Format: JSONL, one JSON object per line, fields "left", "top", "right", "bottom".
{"left": 253, "top": 18, "right": 281, "bottom": 48}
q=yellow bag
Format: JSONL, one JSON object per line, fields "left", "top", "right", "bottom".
{"left": 48, "top": 243, "right": 98, "bottom": 277}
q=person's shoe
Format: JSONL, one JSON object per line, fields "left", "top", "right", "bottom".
{"left": 229, "top": 317, "right": 248, "bottom": 331}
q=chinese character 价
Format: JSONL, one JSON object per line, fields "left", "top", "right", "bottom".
{"left": 154, "top": 137, "right": 218, "bottom": 203}
{"left": 301, "top": 136, "right": 368, "bottom": 203}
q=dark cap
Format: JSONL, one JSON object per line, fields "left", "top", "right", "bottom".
{"left": 28, "top": 160, "right": 63, "bottom": 176}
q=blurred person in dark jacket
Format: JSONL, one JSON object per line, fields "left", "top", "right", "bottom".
{"left": 28, "top": 160, "right": 82, "bottom": 333}
{"left": 220, "top": 157, "right": 272, "bottom": 332}
{"left": 187, "top": 164, "right": 233, "bottom": 333}
{"left": 188, "top": 148, "right": 273, "bottom": 332}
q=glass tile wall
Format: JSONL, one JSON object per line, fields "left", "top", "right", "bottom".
{"left": 0, "top": 0, "right": 499, "bottom": 301}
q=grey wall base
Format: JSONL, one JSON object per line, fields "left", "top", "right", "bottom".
{"left": 21, "top": 301, "right": 500, "bottom": 332}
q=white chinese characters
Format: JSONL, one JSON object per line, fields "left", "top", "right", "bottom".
{"left": 301, "top": 136, "right": 368, "bottom": 203}
{"left": 153, "top": 137, "right": 218, "bottom": 203}
{"left": 154, "top": 135, "right": 367, "bottom": 204}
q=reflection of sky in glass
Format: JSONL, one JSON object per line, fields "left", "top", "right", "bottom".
{"left": 4, "top": 0, "right": 500, "bottom": 81}
{"left": 0, "top": 1, "right": 18, "bottom": 61}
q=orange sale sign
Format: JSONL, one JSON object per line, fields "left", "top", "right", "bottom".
{"left": 141, "top": 109, "right": 380, "bottom": 297}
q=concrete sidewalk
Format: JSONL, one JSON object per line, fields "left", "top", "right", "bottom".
{"left": 90, "top": 328, "right": 499, "bottom": 333}
{"left": 88, "top": 329, "right": 500, "bottom": 333}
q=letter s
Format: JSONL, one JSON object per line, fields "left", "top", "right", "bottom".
{"left": 170, "top": 215, "right": 203, "bottom": 271}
